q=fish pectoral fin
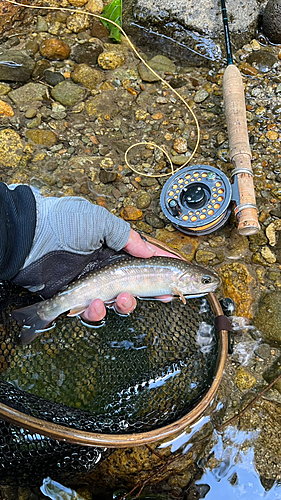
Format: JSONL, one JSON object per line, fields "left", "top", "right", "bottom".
{"left": 173, "top": 288, "right": 186, "bottom": 305}
{"left": 67, "top": 307, "right": 86, "bottom": 317}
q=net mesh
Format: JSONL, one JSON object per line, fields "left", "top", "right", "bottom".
{"left": 0, "top": 278, "right": 218, "bottom": 483}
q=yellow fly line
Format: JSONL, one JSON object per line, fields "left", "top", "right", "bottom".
{"left": 5, "top": 0, "right": 201, "bottom": 178}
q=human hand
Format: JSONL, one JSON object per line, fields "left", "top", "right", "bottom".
{"left": 81, "top": 229, "right": 178, "bottom": 322}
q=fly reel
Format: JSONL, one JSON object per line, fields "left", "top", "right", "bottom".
{"left": 160, "top": 165, "right": 233, "bottom": 235}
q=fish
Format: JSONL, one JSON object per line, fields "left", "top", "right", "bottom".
{"left": 11, "top": 256, "right": 220, "bottom": 344}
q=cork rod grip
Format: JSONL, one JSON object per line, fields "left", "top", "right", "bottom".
{"left": 223, "top": 64, "right": 260, "bottom": 235}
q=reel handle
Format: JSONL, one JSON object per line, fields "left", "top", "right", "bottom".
{"left": 223, "top": 64, "right": 260, "bottom": 235}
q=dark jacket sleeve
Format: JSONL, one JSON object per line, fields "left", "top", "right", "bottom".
{"left": 0, "top": 183, "right": 36, "bottom": 280}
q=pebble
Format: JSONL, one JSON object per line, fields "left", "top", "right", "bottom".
{"left": 254, "top": 291, "right": 281, "bottom": 344}
{"left": 44, "top": 70, "right": 65, "bottom": 86}
{"left": 91, "top": 20, "right": 109, "bottom": 40}
{"left": 32, "top": 59, "right": 51, "bottom": 79}
{"left": 171, "top": 155, "right": 189, "bottom": 165}
{"left": 260, "top": 245, "right": 276, "bottom": 264}
{"left": 66, "top": 12, "right": 90, "bottom": 33}
{"left": 98, "top": 52, "right": 125, "bottom": 70}
{"left": 193, "top": 88, "right": 209, "bottom": 103}
{"left": 39, "top": 38, "right": 71, "bottom": 60}
{"left": 121, "top": 205, "right": 143, "bottom": 221}
{"left": 235, "top": 366, "right": 256, "bottom": 391}
{"left": 136, "top": 192, "right": 152, "bottom": 209}
{"left": 0, "top": 83, "right": 11, "bottom": 95}
{"left": 25, "top": 129, "right": 57, "bottom": 147}
{"left": 99, "top": 169, "right": 117, "bottom": 183}
{"left": 71, "top": 63, "right": 105, "bottom": 90}
{"left": 8, "top": 82, "right": 47, "bottom": 105}
{"left": 138, "top": 62, "right": 160, "bottom": 82}
{"left": 85, "top": 0, "right": 104, "bottom": 14}
{"left": 145, "top": 212, "right": 165, "bottom": 229}
{"left": 68, "top": 0, "right": 88, "bottom": 5}
{"left": 25, "top": 107, "right": 37, "bottom": 119}
{"left": 0, "top": 50, "right": 35, "bottom": 82}
{"left": 72, "top": 40, "right": 104, "bottom": 65}
{"left": 239, "top": 62, "right": 258, "bottom": 76}
{"left": 0, "top": 129, "right": 23, "bottom": 167}
{"left": 51, "top": 80, "right": 86, "bottom": 106}
{"left": 173, "top": 138, "right": 188, "bottom": 154}
{"left": 0, "top": 100, "right": 14, "bottom": 117}
{"left": 266, "top": 130, "right": 279, "bottom": 141}
{"left": 219, "top": 262, "right": 255, "bottom": 319}
{"left": 247, "top": 50, "right": 277, "bottom": 73}
{"left": 195, "top": 250, "right": 216, "bottom": 265}
{"left": 155, "top": 229, "right": 200, "bottom": 260}
{"left": 36, "top": 15, "right": 48, "bottom": 32}
{"left": 148, "top": 55, "right": 177, "bottom": 73}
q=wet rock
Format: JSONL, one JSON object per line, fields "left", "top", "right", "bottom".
{"left": 235, "top": 366, "right": 257, "bottom": 391}
{"left": 173, "top": 138, "right": 187, "bottom": 154}
{"left": 32, "top": 59, "right": 52, "bottom": 79}
{"left": 219, "top": 263, "right": 256, "bottom": 319}
{"left": 72, "top": 40, "right": 104, "bottom": 65}
{"left": 68, "top": 0, "right": 88, "bottom": 5}
{"left": 265, "top": 220, "right": 281, "bottom": 246}
{"left": 99, "top": 169, "right": 117, "bottom": 183}
{"left": 24, "top": 40, "right": 39, "bottom": 56}
{"left": 35, "top": 15, "right": 48, "bottom": 32}
{"left": 25, "top": 107, "right": 37, "bottom": 119}
{"left": 138, "top": 62, "right": 160, "bottom": 82}
{"left": 145, "top": 212, "right": 165, "bottom": 229}
{"left": 0, "top": 100, "right": 14, "bottom": 117}
{"left": 260, "top": 245, "right": 276, "bottom": 263}
{"left": 91, "top": 20, "right": 110, "bottom": 40}
{"left": 239, "top": 62, "right": 258, "bottom": 76}
{"left": 25, "top": 129, "right": 57, "bottom": 147}
{"left": 71, "top": 63, "right": 105, "bottom": 90}
{"left": 66, "top": 12, "right": 90, "bottom": 33}
{"left": 155, "top": 228, "right": 200, "bottom": 260}
{"left": 194, "top": 88, "right": 209, "bottom": 103}
{"left": 44, "top": 69, "right": 65, "bottom": 86}
{"left": 86, "top": 0, "right": 104, "bottom": 13}
{"left": 8, "top": 82, "right": 47, "bottom": 105}
{"left": 0, "top": 50, "right": 35, "bottom": 82}
{"left": 247, "top": 49, "right": 278, "bottom": 73}
{"left": 51, "top": 80, "right": 86, "bottom": 106}
{"left": 39, "top": 38, "right": 71, "bottom": 60}
{"left": 227, "top": 229, "right": 250, "bottom": 259}
{"left": 135, "top": 220, "right": 153, "bottom": 233}
{"left": 262, "top": 0, "right": 281, "bottom": 44}
{"left": 148, "top": 55, "right": 177, "bottom": 73}
{"left": 0, "top": 83, "right": 11, "bottom": 95}
{"left": 0, "top": 129, "right": 23, "bottom": 168}
{"left": 253, "top": 291, "right": 281, "bottom": 344}
{"left": 121, "top": 205, "right": 143, "bottom": 221}
{"left": 136, "top": 192, "right": 152, "bottom": 209}
{"left": 171, "top": 155, "right": 189, "bottom": 165}
{"left": 98, "top": 52, "right": 125, "bottom": 70}
{"left": 195, "top": 250, "right": 216, "bottom": 265}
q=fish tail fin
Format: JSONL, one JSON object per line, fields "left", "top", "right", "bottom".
{"left": 12, "top": 303, "right": 54, "bottom": 344}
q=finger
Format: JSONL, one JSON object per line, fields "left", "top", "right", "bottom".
{"left": 81, "top": 298, "right": 106, "bottom": 322}
{"left": 115, "top": 292, "right": 137, "bottom": 315}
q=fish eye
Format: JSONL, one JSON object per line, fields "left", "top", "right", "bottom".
{"left": 201, "top": 275, "right": 212, "bottom": 284}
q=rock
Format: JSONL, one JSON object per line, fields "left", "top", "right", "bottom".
{"left": 195, "top": 250, "right": 216, "bottom": 265}
{"left": 238, "top": 62, "right": 258, "bottom": 76}
{"left": 99, "top": 169, "right": 117, "bottom": 183}
{"left": 68, "top": 0, "right": 88, "bottom": 5}
{"left": 0, "top": 50, "right": 35, "bottom": 82}
{"left": 262, "top": 0, "right": 281, "bottom": 44}
{"left": 86, "top": 0, "right": 104, "bottom": 13}
{"left": 32, "top": 59, "right": 52, "bottom": 79}
{"left": 35, "top": 15, "right": 48, "bottom": 32}
{"left": 234, "top": 366, "right": 257, "bottom": 391}
{"left": 51, "top": 80, "right": 86, "bottom": 106}
{"left": 155, "top": 228, "right": 200, "bottom": 260}
{"left": 124, "top": 0, "right": 266, "bottom": 63}
{"left": 136, "top": 192, "right": 152, "bottom": 209}
{"left": 145, "top": 212, "right": 165, "bottom": 228}
{"left": 246, "top": 49, "right": 278, "bottom": 73}
{"left": 71, "top": 63, "right": 105, "bottom": 90}
{"left": 39, "top": 38, "right": 71, "bottom": 60}
{"left": 219, "top": 263, "right": 256, "bottom": 319}
{"left": 66, "top": 12, "right": 90, "bottom": 33}
{"left": 25, "top": 129, "right": 57, "bottom": 147}
{"left": 121, "top": 205, "right": 143, "bottom": 221}
{"left": 193, "top": 88, "right": 210, "bottom": 103}
{"left": 253, "top": 291, "right": 281, "bottom": 344}
{"left": 265, "top": 220, "right": 281, "bottom": 246}
{"left": 72, "top": 40, "right": 104, "bottom": 65}
{"left": 148, "top": 55, "right": 177, "bottom": 73}
{"left": 0, "top": 83, "right": 11, "bottom": 95}
{"left": 171, "top": 155, "right": 189, "bottom": 165}
{"left": 138, "top": 62, "right": 160, "bottom": 82}
{"left": 98, "top": 52, "right": 125, "bottom": 70}
{"left": 173, "top": 138, "right": 188, "bottom": 154}
{"left": 25, "top": 107, "right": 37, "bottom": 119}
{"left": 0, "top": 100, "right": 14, "bottom": 117}
{"left": 44, "top": 70, "right": 65, "bottom": 86}
{"left": 24, "top": 40, "right": 39, "bottom": 56}
{"left": 8, "top": 83, "right": 47, "bottom": 105}
{"left": 135, "top": 221, "right": 153, "bottom": 233}
{"left": 0, "top": 129, "right": 23, "bottom": 167}
{"left": 91, "top": 20, "right": 109, "bottom": 40}
{"left": 260, "top": 245, "right": 276, "bottom": 263}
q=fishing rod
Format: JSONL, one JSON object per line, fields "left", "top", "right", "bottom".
{"left": 160, "top": 0, "right": 260, "bottom": 236}
{"left": 220, "top": 0, "right": 260, "bottom": 235}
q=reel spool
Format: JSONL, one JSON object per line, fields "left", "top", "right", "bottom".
{"left": 160, "top": 165, "right": 233, "bottom": 235}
